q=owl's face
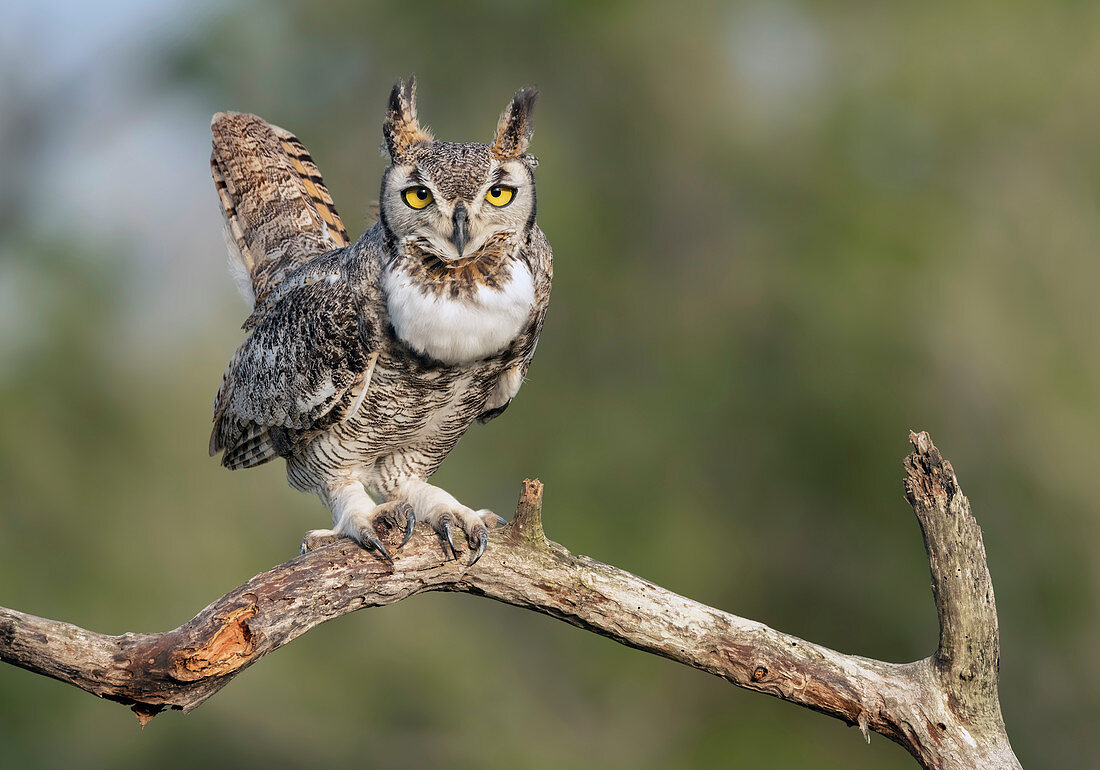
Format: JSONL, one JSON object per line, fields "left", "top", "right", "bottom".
{"left": 380, "top": 142, "right": 536, "bottom": 262}
{"left": 378, "top": 79, "right": 538, "bottom": 266}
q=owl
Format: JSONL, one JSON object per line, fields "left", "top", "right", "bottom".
{"left": 208, "top": 78, "right": 551, "bottom": 566}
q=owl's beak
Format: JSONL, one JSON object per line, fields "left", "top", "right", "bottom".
{"left": 450, "top": 203, "right": 469, "bottom": 257}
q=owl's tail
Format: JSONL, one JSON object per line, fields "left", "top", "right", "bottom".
{"left": 210, "top": 112, "right": 351, "bottom": 306}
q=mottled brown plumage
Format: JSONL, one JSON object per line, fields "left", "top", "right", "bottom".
{"left": 401, "top": 230, "right": 517, "bottom": 298}
{"left": 211, "top": 112, "right": 350, "bottom": 304}
{"left": 209, "top": 79, "right": 551, "bottom": 565}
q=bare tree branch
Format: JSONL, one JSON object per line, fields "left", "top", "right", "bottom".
{"left": 0, "top": 432, "right": 1020, "bottom": 768}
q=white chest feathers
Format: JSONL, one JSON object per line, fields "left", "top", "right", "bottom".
{"left": 382, "top": 260, "right": 535, "bottom": 365}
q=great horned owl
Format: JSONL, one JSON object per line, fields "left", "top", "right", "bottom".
{"left": 208, "top": 78, "right": 551, "bottom": 566}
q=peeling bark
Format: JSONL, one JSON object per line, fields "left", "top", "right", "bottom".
{"left": 0, "top": 432, "right": 1020, "bottom": 768}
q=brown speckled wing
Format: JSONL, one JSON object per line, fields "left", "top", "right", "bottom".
{"left": 211, "top": 112, "right": 350, "bottom": 301}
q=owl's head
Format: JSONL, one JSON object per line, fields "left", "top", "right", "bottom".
{"left": 378, "top": 78, "right": 538, "bottom": 263}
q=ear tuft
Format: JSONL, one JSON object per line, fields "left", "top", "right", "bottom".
{"left": 490, "top": 86, "right": 538, "bottom": 160}
{"left": 383, "top": 75, "right": 433, "bottom": 161}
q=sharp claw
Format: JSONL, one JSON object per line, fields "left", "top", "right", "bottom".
{"left": 494, "top": 514, "right": 509, "bottom": 528}
{"left": 468, "top": 530, "right": 488, "bottom": 566}
{"left": 400, "top": 506, "right": 416, "bottom": 547}
{"left": 363, "top": 533, "right": 393, "bottom": 566}
{"left": 442, "top": 521, "right": 456, "bottom": 560}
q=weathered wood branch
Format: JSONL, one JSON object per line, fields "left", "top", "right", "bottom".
{"left": 0, "top": 432, "right": 1019, "bottom": 768}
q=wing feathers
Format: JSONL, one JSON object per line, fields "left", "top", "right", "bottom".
{"left": 209, "top": 279, "right": 371, "bottom": 468}
{"left": 269, "top": 125, "right": 350, "bottom": 246}
{"left": 210, "top": 112, "right": 350, "bottom": 303}
{"left": 221, "top": 424, "right": 278, "bottom": 470}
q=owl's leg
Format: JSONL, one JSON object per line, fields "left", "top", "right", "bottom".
{"left": 386, "top": 478, "right": 503, "bottom": 566}
{"left": 300, "top": 480, "right": 415, "bottom": 563}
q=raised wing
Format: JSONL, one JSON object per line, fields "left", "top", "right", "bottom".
{"left": 209, "top": 277, "right": 372, "bottom": 470}
{"left": 211, "top": 112, "right": 351, "bottom": 304}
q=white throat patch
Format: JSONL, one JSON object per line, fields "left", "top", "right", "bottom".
{"left": 382, "top": 259, "right": 535, "bottom": 365}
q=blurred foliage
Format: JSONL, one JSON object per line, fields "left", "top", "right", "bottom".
{"left": 1, "top": 0, "right": 1099, "bottom": 767}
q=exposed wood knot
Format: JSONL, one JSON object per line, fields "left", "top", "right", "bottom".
{"left": 752, "top": 665, "right": 768, "bottom": 681}
{"left": 508, "top": 478, "right": 548, "bottom": 549}
{"left": 169, "top": 605, "right": 257, "bottom": 682}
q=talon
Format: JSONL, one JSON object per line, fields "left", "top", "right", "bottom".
{"left": 362, "top": 532, "right": 394, "bottom": 566}
{"left": 441, "top": 520, "right": 456, "bottom": 560}
{"left": 468, "top": 529, "right": 488, "bottom": 566}
{"left": 494, "top": 514, "right": 508, "bottom": 528}
{"left": 400, "top": 505, "right": 416, "bottom": 547}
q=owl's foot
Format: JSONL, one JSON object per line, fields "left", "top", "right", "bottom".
{"left": 301, "top": 500, "right": 416, "bottom": 564}
{"left": 345, "top": 500, "right": 416, "bottom": 564}
{"left": 431, "top": 508, "right": 502, "bottom": 566}
{"left": 382, "top": 479, "right": 508, "bottom": 566}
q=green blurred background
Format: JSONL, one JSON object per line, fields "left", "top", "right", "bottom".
{"left": 1, "top": 1, "right": 1097, "bottom": 767}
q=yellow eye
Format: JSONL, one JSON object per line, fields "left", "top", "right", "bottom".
{"left": 485, "top": 185, "right": 515, "bottom": 207}
{"left": 402, "top": 186, "right": 434, "bottom": 210}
